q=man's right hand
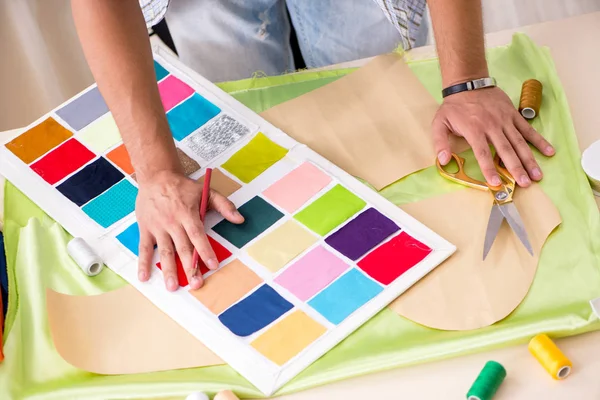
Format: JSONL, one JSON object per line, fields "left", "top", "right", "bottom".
{"left": 135, "top": 170, "right": 244, "bottom": 291}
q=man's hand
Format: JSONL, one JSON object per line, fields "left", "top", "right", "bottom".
{"left": 432, "top": 87, "right": 555, "bottom": 187}
{"left": 136, "top": 170, "right": 244, "bottom": 292}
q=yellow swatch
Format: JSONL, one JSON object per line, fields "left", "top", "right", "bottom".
{"left": 251, "top": 310, "right": 326, "bottom": 366}
{"left": 221, "top": 132, "right": 288, "bottom": 183}
{"left": 78, "top": 114, "right": 122, "bottom": 153}
{"left": 247, "top": 220, "right": 317, "bottom": 273}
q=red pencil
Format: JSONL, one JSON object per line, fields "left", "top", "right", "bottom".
{"left": 192, "top": 168, "right": 212, "bottom": 271}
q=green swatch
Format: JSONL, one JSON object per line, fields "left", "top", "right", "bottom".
{"left": 212, "top": 196, "right": 283, "bottom": 248}
{"left": 295, "top": 184, "right": 366, "bottom": 236}
{"left": 221, "top": 132, "right": 288, "bottom": 183}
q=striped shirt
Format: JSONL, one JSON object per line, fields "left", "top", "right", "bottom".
{"left": 140, "top": 0, "right": 426, "bottom": 50}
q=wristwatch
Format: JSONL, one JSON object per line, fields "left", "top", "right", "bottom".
{"left": 442, "top": 77, "right": 497, "bottom": 98}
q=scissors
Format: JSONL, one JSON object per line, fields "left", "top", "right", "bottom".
{"left": 436, "top": 153, "right": 533, "bottom": 260}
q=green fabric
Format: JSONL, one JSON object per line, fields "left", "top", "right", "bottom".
{"left": 221, "top": 132, "right": 288, "bottom": 183}
{"left": 1, "top": 34, "right": 600, "bottom": 399}
{"left": 294, "top": 184, "right": 366, "bottom": 236}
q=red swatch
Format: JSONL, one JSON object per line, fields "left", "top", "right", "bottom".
{"left": 30, "top": 139, "right": 95, "bottom": 184}
{"left": 357, "top": 232, "right": 432, "bottom": 285}
{"left": 156, "top": 236, "right": 232, "bottom": 287}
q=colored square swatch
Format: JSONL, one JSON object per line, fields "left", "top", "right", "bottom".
{"left": 30, "top": 139, "right": 95, "bottom": 185}
{"left": 251, "top": 310, "right": 326, "bottom": 366}
{"left": 167, "top": 93, "right": 221, "bottom": 141}
{"left": 357, "top": 232, "right": 432, "bottom": 285}
{"left": 274, "top": 246, "right": 349, "bottom": 301}
{"left": 185, "top": 114, "right": 250, "bottom": 161}
{"left": 82, "top": 180, "right": 138, "bottom": 228}
{"left": 263, "top": 162, "right": 332, "bottom": 213}
{"left": 308, "top": 269, "right": 382, "bottom": 324}
{"left": 212, "top": 196, "right": 283, "bottom": 248}
{"left": 247, "top": 220, "right": 317, "bottom": 273}
{"left": 295, "top": 184, "right": 366, "bottom": 236}
{"left": 154, "top": 60, "right": 169, "bottom": 81}
{"left": 117, "top": 222, "right": 141, "bottom": 256}
{"left": 57, "top": 157, "right": 124, "bottom": 206}
{"left": 156, "top": 236, "right": 232, "bottom": 286}
{"left": 5, "top": 117, "right": 72, "bottom": 164}
{"left": 325, "top": 208, "right": 399, "bottom": 261}
{"left": 158, "top": 75, "right": 195, "bottom": 111}
{"left": 221, "top": 133, "right": 288, "bottom": 183}
{"left": 197, "top": 169, "right": 241, "bottom": 197}
{"left": 176, "top": 148, "right": 201, "bottom": 176}
{"left": 106, "top": 143, "right": 134, "bottom": 175}
{"left": 218, "top": 284, "right": 293, "bottom": 337}
{"left": 77, "top": 114, "right": 122, "bottom": 153}
{"left": 189, "top": 259, "right": 262, "bottom": 314}
{"left": 56, "top": 87, "right": 109, "bottom": 131}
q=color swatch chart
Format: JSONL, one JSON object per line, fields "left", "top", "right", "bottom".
{"left": 0, "top": 48, "right": 455, "bottom": 395}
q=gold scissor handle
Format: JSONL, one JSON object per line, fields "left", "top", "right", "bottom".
{"left": 436, "top": 153, "right": 489, "bottom": 191}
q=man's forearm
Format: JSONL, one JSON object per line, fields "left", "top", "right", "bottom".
{"left": 427, "top": 0, "right": 489, "bottom": 87}
{"left": 71, "top": 0, "right": 181, "bottom": 182}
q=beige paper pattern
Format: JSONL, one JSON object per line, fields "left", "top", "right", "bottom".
{"left": 261, "top": 54, "right": 468, "bottom": 190}
{"left": 390, "top": 184, "right": 561, "bottom": 330}
{"left": 47, "top": 287, "right": 224, "bottom": 374}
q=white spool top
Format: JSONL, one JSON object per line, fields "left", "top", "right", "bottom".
{"left": 582, "top": 140, "right": 600, "bottom": 196}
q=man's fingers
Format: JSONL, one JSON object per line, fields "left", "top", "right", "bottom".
{"left": 433, "top": 119, "right": 452, "bottom": 165}
{"left": 505, "top": 125, "right": 543, "bottom": 182}
{"left": 514, "top": 115, "right": 555, "bottom": 157}
{"left": 156, "top": 234, "right": 179, "bottom": 292}
{"left": 488, "top": 131, "right": 531, "bottom": 187}
{"left": 170, "top": 225, "right": 203, "bottom": 290}
{"left": 208, "top": 190, "right": 244, "bottom": 224}
{"left": 467, "top": 134, "right": 501, "bottom": 186}
{"left": 183, "top": 216, "right": 219, "bottom": 273}
{"left": 137, "top": 230, "right": 155, "bottom": 282}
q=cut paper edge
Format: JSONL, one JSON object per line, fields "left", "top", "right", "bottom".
{"left": 591, "top": 298, "right": 600, "bottom": 318}
{"left": 46, "top": 287, "right": 224, "bottom": 375}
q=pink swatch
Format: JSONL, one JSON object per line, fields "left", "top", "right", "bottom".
{"left": 263, "top": 162, "right": 332, "bottom": 213}
{"left": 275, "top": 246, "right": 348, "bottom": 301}
{"left": 157, "top": 75, "right": 195, "bottom": 111}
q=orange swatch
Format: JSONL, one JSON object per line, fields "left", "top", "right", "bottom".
{"left": 106, "top": 143, "right": 134, "bottom": 175}
{"left": 189, "top": 259, "right": 261, "bottom": 314}
{"left": 197, "top": 169, "right": 241, "bottom": 197}
{"left": 6, "top": 118, "right": 72, "bottom": 164}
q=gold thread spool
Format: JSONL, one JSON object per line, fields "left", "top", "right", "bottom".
{"left": 528, "top": 334, "right": 572, "bottom": 380}
{"left": 519, "top": 79, "right": 543, "bottom": 120}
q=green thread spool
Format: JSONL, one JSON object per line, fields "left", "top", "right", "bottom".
{"left": 467, "top": 361, "right": 507, "bottom": 400}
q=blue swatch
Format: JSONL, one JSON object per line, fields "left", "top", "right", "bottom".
{"left": 167, "top": 93, "right": 221, "bottom": 141}
{"left": 57, "top": 157, "right": 124, "bottom": 206}
{"left": 55, "top": 87, "right": 109, "bottom": 131}
{"left": 218, "top": 284, "right": 293, "bottom": 337}
{"left": 154, "top": 60, "right": 169, "bottom": 81}
{"left": 117, "top": 222, "right": 141, "bottom": 256}
{"left": 212, "top": 196, "right": 283, "bottom": 248}
{"left": 82, "top": 180, "right": 138, "bottom": 228}
{"left": 308, "top": 269, "right": 383, "bottom": 325}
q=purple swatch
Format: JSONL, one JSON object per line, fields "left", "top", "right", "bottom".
{"left": 325, "top": 208, "right": 399, "bottom": 260}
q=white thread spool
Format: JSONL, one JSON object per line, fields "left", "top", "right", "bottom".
{"left": 67, "top": 237, "right": 104, "bottom": 276}
{"left": 582, "top": 140, "right": 600, "bottom": 196}
{"left": 185, "top": 392, "right": 209, "bottom": 400}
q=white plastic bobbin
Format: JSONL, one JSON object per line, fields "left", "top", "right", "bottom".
{"left": 66, "top": 237, "right": 104, "bottom": 276}
{"left": 582, "top": 140, "right": 600, "bottom": 196}
{"left": 185, "top": 392, "right": 210, "bottom": 400}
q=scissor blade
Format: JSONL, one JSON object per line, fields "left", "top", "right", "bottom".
{"left": 483, "top": 205, "right": 504, "bottom": 260}
{"left": 498, "top": 203, "right": 534, "bottom": 256}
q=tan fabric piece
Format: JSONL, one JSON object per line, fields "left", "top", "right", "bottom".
{"left": 261, "top": 54, "right": 469, "bottom": 190}
{"left": 390, "top": 184, "right": 561, "bottom": 330}
{"left": 197, "top": 168, "right": 242, "bottom": 198}
{"left": 46, "top": 287, "right": 224, "bottom": 375}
